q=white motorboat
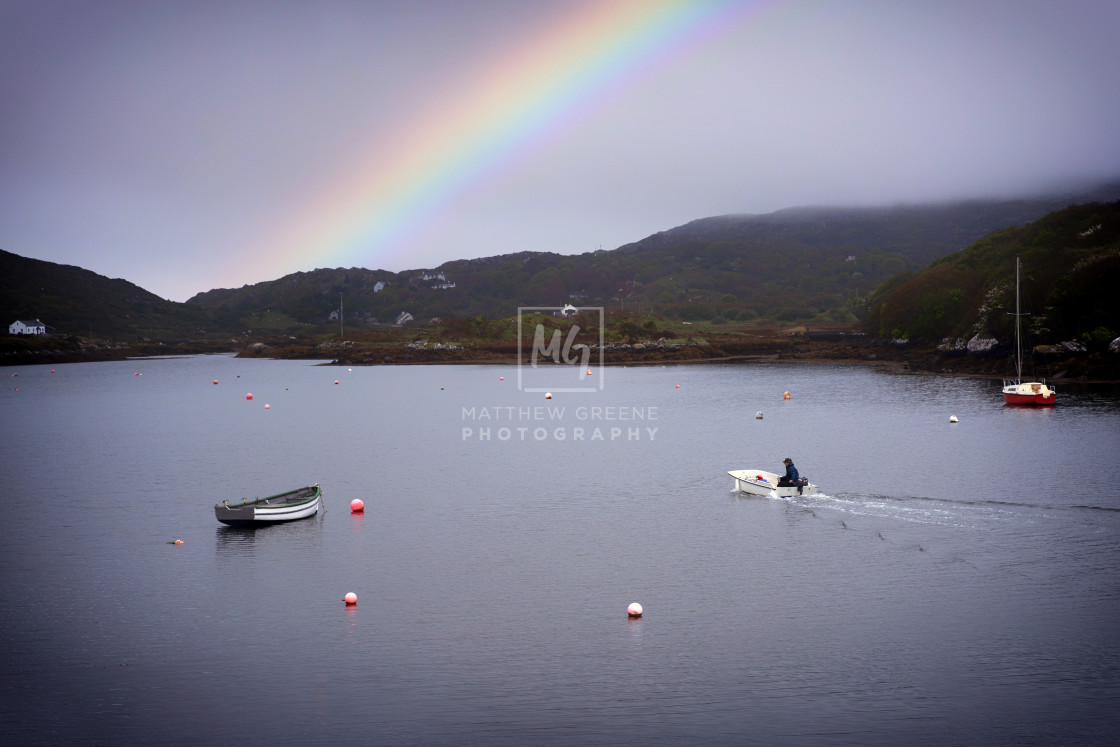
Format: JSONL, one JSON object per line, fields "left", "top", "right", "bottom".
{"left": 728, "top": 469, "right": 818, "bottom": 498}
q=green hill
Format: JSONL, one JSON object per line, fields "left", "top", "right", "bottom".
{"left": 6, "top": 183, "right": 1120, "bottom": 348}
{"left": 0, "top": 250, "right": 209, "bottom": 340}
{"left": 865, "top": 201, "right": 1120, "bottom": 349}
{"left": 187, "top": 186, "right": 1120, "bottom": 327}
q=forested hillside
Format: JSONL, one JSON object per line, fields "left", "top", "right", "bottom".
{"left": 6, "top": 184, "right": 1120, "bottom": 346}
{"left": 187, "top": 190, "right": 1120, "bottom": 328}
{"left": 865, "top": 201, "right": 1120, "bottom": 348}
{"left": 0, "top": 250, "right": 209, "bottom": 339}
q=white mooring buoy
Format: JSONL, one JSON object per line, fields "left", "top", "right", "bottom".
{"left": 949, "top": 415, "right": 959, "bottom": 423}
{"left": 627, "top": 602, "right": 643, "bottom": 618}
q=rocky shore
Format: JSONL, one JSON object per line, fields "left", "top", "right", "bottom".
{"left": 6, "top": 330, "right": 1119, "bottom": 385}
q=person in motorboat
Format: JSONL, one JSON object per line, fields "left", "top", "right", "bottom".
{"left": 777, "top": 457, "right": 799, "bottom": 486}
{"left": 778, "top": 457, "right": 810, "bottom": 494}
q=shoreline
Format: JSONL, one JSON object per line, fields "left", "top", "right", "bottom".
{"left": 5, "top": 337, "right": 1118, "bottom": 385}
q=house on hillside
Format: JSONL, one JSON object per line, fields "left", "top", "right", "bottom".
{"left": 557, "top": 304, "right": 579, "bottom": 318}
{"left": 9, "top": 319, "right": 46, "bottom": 335}
{"left": 373, "top": 281, "right": 387, "bottom": 293}
{"left": 394, "top": 312, "right": 414, "bottom": 325}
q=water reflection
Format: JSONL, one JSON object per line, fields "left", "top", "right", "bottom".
{"left": 214, "top": 511, "right": 329, "bottom": 554}
{"left": 214, "top": 526, "right": 258, "bottom": 553}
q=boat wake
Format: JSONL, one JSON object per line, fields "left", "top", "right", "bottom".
{"left": 766, "top": 490, "right": 1120, "bottom": 528}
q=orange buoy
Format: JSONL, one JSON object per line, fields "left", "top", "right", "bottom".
{"left": 587, "top": 369, "right": 592, "bottom": 376}
{"left": 344, "top": 592, "right": 357, "bottom": 605}
{"left": 676, "top": 384, "right": 681, "bottom": 389}
{"left": 783, "top": 391, "right": 790, "bottom": 400}
{"left": 627, "top": 602, "right": 643, "bottom": 617}
{"left": 351, "top": 499, "right": 364, "bottom": 513}
{"left": 545, "top": 392, "right": 552, "bottom": 399}
{"left": 264, "top": 404, "right": 270, "bottom": 410}
{"left": 172, "top": 539, "right": 184, "bottom": 545}
{"left": 213, "top": 379, "right": 219, "bottom": 385}
{"left": 246, "top": 393, "right": 253, "bottom": 400}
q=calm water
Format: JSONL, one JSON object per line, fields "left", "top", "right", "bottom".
{"left": 3, "top": 356, "right": 1119, "bottom": 746}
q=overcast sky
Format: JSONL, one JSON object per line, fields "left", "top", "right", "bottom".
{"left": 3, "top": 0, "right": 1119, "bottom": 302}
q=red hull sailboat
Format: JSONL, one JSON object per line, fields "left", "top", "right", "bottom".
{"left": 1001, "top": 257, "right": 1056, "bottom": 406}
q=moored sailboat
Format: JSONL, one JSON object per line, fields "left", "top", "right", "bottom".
{"left": 1002, "top": 257, "right": 1056, "bottom": 406}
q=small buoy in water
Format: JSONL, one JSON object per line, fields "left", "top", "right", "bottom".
{"left": 51, "top": 369, "right": 55, "bottom": 373}
{"left": 587, "top": 369, "right": 592, "bottom": 376}
{"left": 348, "top": 368, "right": 352, "bottom": 372}
{"left": 246, "top": 393, "right": 253, "bottom": 400}
{"left": 441, "top": 387, "right": 444, "bottom": 390}
{"left": 264, "top": 404, "right": 270, "bottom": 410}
{"left": 213, "top": 379, "right": 218, "bottom": 385}
{"left": 949, "top": 415, "right": 958, "bottom": 423}
{"left": 350, "top": 499, "right": 364, "bottom": 513}
{"left": 170, "top": 539, "right": 183, "bottom": 545}
{"left": 783, "top": 391, "right": 791, "bottom": 400}
{"left": 545, "top": 392, "right": 552, "bottom": 399}
{"left": 344, "top": 592, "right": 357, "bottom": 605}
{"left": 676, "top": 384, "right": 681, "bottom": 389}
{"left": 499, "top": 376, "right": 504, "bottom": 381}
{"left": 627, "top": 602, "right": 643, "bottom": 618}
{"left": 756, "top": 411, "right": 763, "bottom": 419}
{"left": 334, "top": 380, "right": 339, "bottom": 385}
{"left": 134, "top": 372, "right": 140, "bottom": 376}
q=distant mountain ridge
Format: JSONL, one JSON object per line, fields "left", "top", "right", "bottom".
{"left": 185, "top": 183, "right": 1120, "bottom": 327}
{"left": 5, "top": 181, "right": 1120, "bottom": 339}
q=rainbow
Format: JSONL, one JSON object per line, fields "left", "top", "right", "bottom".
{"left": 243, "top": 0, "right": 775, "bottom": 280}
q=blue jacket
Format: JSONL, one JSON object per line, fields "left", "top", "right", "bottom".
{"left": 784, "top": 462, "right": 799, "bottom": 483}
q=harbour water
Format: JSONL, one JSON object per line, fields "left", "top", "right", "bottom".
{"left": 2, "top": 355, "right": 1119, "bottom": 745}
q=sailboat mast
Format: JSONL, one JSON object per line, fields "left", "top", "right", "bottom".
{"left": 1014, "top": 257, "right": 1022, "bottom": 381}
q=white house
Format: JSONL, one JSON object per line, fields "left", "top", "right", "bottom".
{"left": 394, "top": 311, "right": 414, "bottom": 325}
{"left": 558, "top": 304, "right": 578, "bottom": 317}
{"left": 9, "top": 319, "right": 46, "bottom": 335}
{"left": 373, "top": 281, "right": 387, "bottom": 293}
